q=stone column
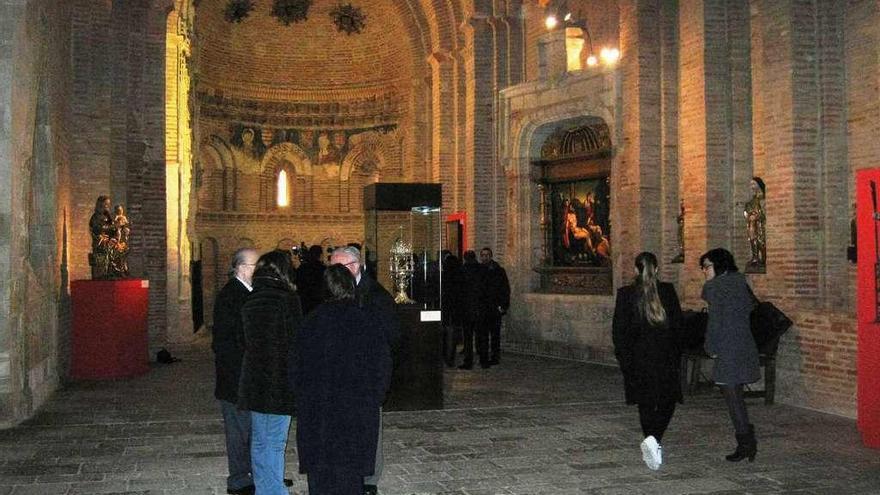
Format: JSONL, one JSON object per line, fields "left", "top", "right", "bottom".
{"left": 616, "top": 0, "right": 663, "bottom": 282}
{"left": 678, "top": 0, "right": 751, "bottom": 302}
{"left": 428, "top": 51, "right": 456, "bottom": 204}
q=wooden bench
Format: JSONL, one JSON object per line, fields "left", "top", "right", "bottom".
{"left": 680, "top": 344, "right": 778, "bottom": 405}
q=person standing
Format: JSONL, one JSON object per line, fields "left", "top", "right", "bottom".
{"left": 458, "top": 250, "right": 488, "bottom": 369}
{"left": 479, "top": 247, "right": 510, "bottom": 366}
{"left": 296, "top": 245, "right": 327, "bottom": 315}
{"left": 294, "top": 264, "right": 392, "bottom": 494}
{"left": 612, "top": 252, "right": 683, "bottom": 470}
{"left": 330, "top": 246, "right": 399, "bottom": 495}
{"left": 700, "top": 247, "right": 761, "bottom": 462}
{"left": 212, "top": 248, "right": 258, "bottom": 495}
{"left": 238, "top": 250, "right": 302, "bottom": 494}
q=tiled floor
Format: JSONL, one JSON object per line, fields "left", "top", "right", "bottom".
{"left": 1, "top": 342, "right": 878, "bottom": 494}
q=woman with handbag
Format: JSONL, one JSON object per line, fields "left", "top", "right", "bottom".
{"left": 699, "top": 247, "right": 761, "bottom": 462}
{"left": 612, "top": 252, "right": 683, "bottom": 470}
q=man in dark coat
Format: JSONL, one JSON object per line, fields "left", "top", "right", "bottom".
{"left": 480, "top": 247, "right": 510, "bottom": 366}
{"left": 294, "top": 264, "right": 392, "bottom": 493}
{"left": 330, "top": 246, "right": 399, "bottom": 495}
{"left": 459, "top": 250, "right": 488, "bottom": 369}
{"left": 212, "top": 248, "right": 258, "bottom": 495}
{"left": 295, "top": 245, "right": 326, "bottom": 315}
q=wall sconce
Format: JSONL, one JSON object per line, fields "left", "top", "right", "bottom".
{"left": 540, "top": 0, "right": 619, "bottom": 69}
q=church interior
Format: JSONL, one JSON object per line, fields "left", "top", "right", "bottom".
{"left": 3, "top": 0, "right": 880, "bottom": 467}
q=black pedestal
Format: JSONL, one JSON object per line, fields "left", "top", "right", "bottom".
{"left": 384, "top": 304, "right": 444, "bottom": 411}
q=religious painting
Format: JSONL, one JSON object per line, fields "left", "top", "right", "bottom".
{"left": 550, "top": 177, "right": 611, "bottom": 267}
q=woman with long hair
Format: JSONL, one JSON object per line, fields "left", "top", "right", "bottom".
{"left": 238, "top": 250, "right": 302, "bottom": 495}
{"left": 699, "top": 247, "right": 761, "bottom": 462}
{"left": 612, "top": 252, "right": 683, "bottom": 470}
{"left": 294, "top": 264, "right": 392, "bottom": 494}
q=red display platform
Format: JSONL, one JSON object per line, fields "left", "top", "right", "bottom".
{"left": 70, "top": 279, "right": 150, "bottom": 380}
{"left": 856, "top": 170, "right": 880, "bottom": 448}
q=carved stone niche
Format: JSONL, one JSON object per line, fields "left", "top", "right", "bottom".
{"left": 533, "top": 120, "right": 613, "bottom": 295}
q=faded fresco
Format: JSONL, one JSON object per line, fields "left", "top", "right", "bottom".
{"left": 227, "top": 122, "right": 397, "bottom": 179}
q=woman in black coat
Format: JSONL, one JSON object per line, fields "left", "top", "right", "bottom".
{"left": 612, "top": 252, "right": 683, "bottom": 470}
{"left": 294, "top": 264, "right": 392, "bottom": 494}
{"left": 700, "top": 247, "right": 761, "bottom": 462}
{"left": 238, "top": 250, "right": 302, "bottom": 495}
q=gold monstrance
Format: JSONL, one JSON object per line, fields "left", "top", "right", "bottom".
{"left": 389, "top": 236, "right": 415, "bottom": 304}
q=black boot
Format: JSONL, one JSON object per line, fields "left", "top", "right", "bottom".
{"left": 725, "top": 424, "right": 757, "bottom": 462}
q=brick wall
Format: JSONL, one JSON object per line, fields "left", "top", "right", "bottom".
{"left": 501, "top": 0, "right": 876, "bottom": 418}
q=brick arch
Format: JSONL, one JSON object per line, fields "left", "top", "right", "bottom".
{"left": 201, "top": 135, "right": 234, "bottom": 170}
{"left": 340, "top": 132, "right": 389, "bottom": 180}
{"left": 261, "top": 142, "right": 313, "bottom": 177}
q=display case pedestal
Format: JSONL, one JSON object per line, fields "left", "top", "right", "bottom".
{"left": 70, "top": 279, "right": 150, "bottom": 380}
{"left": 384, "top": 304, "right": 443, "bottom": 411}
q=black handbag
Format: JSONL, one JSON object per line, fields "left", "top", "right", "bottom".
{"left": 747, "top": 288, "right": 793, "bottom": 355}
{"left": 680, "top": 309, "right": 708, "bottom": 350}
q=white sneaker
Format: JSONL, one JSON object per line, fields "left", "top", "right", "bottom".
{"left": 641, "top": 435, "right": 660, "bottom": 470}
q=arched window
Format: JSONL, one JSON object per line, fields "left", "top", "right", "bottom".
{"left": 277, "top": 169, "right": 290, "bottom": 207}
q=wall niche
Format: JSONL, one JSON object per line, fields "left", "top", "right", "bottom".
{"left": 533, "top": 119, "right": 612, "bottom": 295}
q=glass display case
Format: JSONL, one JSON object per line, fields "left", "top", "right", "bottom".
{"left": 363, "top": 183, "right": 443, "bottom": 316}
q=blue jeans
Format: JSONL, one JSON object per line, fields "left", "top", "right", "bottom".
{"left": 220, "top": 401, "right": 252, "bottom": 491}
{"left": 250, "top": 412, "right": 291, "bottom": 495}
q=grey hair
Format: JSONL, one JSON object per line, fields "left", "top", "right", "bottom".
{"left": 331, "top": 245, "right": 361, "bottom": 265}
{"left": 228, "top": 248, "right": 256, "bottom": 278}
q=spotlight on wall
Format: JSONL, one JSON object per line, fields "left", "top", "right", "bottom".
{"left": 545, "top": 14, "right": 559, "bottom": 30}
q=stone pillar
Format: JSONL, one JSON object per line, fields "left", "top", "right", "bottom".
{"left": 616, "top": 0, "right": 663, "bottom": 281}
{"left": 659, "top": 0, "right": 680, "bottom": 279}
{"left": 678, "top": 0, "right": 749, "bottom": 303}
{"left": 164, "top": 7, "right": 194, "bottom": 342}
{"left": 469, "top": 16, "right": 497, "bottom": 252}
{"left": 428, "top": 51, "right": 456, "bottom": 199}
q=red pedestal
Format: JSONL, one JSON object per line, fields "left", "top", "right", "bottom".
{"left": 856, "top": 170, "right": 880, "bottom": 448}
{"left": 70, "top": 279, "right": 150, "bottom": 380}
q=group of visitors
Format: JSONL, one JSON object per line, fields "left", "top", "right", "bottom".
{"left": 612, "top": 248, "right": 761, "bottom": 471}
{"left": 212, "top": 245, "right": 397, "bottom": 495}
{"left": 440, "top": 247, "right": 511, "bottom": 370}
{"left": 212, "top": 238, "right": 759, "bottom": 492}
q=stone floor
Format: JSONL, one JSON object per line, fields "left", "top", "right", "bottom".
{"left": 1, "top": 343, "right": 879, "bottom": 495}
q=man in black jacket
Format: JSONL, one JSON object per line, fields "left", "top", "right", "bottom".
{"left": 330, "top": 246, "right": 399, "bottom": 495}
{"left": 212, "top": 248, "right": 258, "bottom": 495}
{"left": 480, "top": 247, "right": 510, "bottom": 366}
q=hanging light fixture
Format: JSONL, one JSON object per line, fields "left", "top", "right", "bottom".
{"left": 538, "top": 0, "right": 620, "bottom": 69}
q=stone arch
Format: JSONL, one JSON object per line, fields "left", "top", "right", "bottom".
{"left": 261, "top": 142, "right": 313, "bottom": 177}
{"left": 507, "top": 109, "right": 616, "bottom": 292}
{"left": 340, "top": 132, "right": 389, "bottom": 180}
{"left": 199, "top": 135, "right": 235, "bottom": 211}
{"left": 338, "top": 132, "right": 390, "bottom": 212}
